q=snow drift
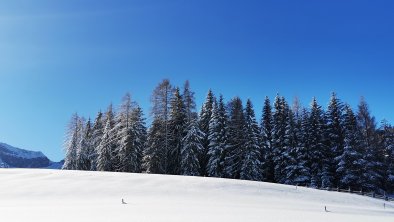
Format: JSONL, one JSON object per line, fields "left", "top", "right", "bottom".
{"left": 0, "top": 169, "right": 392, "bottom": 222}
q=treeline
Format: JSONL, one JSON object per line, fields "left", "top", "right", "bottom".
{"left": 63, "top": 79, "right": 394, "bottom": 194}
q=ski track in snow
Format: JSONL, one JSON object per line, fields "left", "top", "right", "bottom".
{"left": 0, "top": 169, "right": 393, "bottom": 222}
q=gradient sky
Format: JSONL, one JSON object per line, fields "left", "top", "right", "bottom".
{"left": 0, "top": 0, "right": 393, "bottom": 161}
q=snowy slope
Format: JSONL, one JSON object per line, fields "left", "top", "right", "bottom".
{"left": 0, "top": 169, "right": 393, "bottom": 222}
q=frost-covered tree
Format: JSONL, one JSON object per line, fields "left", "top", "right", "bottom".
{"left": 225, "top": 97, "right": 246, "bottom": 179}
{"left": 308, "top": 98, "right": 328, "bottom": 188}
{"left": 143, "top": 119, "right": 167, "bottom": 174}
{"left": 292, "top": 108, "right": 311, "bottom": 186}
{"left": 76, "top": 118, "right": 93, "bottom": 170}
{"left": 181, "top": 120, "right": 204, "bottom": 176}
{"left": 63, "top": 113, "right": 85, "bottom": 170}
{"left": 207, "top": 95, "right": 229, "bottom": 178}
{"left": 336, "top": 104, "right": 364, "bottom": 189}
{"left": 326, "top": 92, "right": 345, "bottom": 187}
{"left": 198, "top": 89, "right": 215, "bottom": 176}
{"left": 97, "top": 105, "right": 115, "bottom": 172}
{"left": 272, "top": 95, "right": 288, "bottom": 183}
{"left": 261, "top": 96, "right": 274, "bottom": 182}
{"left": 90, "top": 111, "right": 104, "bottom": 171}
{"left": 148, "top": 79, "right": 174, "bottom": 173}
{"left": 357, "top": 98, "right": 384, "bottom": 192}
{"left": 380, "top": 121, "right": 394, "bottom": 193}
{"left": 240, "top": 99, "right": 262, "bottom": 181}
{"left": 168, "top": 88, "right": 187, "bottom": 175}
{"left": 117, "top": 94, "right": 147, "bottom": 173}
{"left": 182, "top": 80, "right": 197, "bottom": 124}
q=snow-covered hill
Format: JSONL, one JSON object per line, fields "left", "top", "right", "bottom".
{"left": 0, "top": 169, "right": 392, "bottom": 222}
{"left": 0, "top": 142, "right": 62, "bottom": 168}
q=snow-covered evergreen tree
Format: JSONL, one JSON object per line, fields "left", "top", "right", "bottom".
{"left": 308, "top": 98, "right": 327, "bottom": 188}
{"left": 90, "top": 111, "right": 104, "bottom": 171}
{"left": 326, "top": 92, "right": 345, "bottom": 187}
{"left": 225, "top": 97, "right": 246, "bottom": 179}
{"left": 207, "top": 95, "right": 228, "bottom": 178}
{"left": 148, "top": 79, "right": 174, "bottom": 174}
{"left": 181, "top": 120, "right": 204, "bottom": 176}
{"left": 380, "top": 121, "right": 394, "bottom": 193}
{"left": 357, "top": 98, "right": 384, "bottom": 192}
{"left": 97, "top": 105, "right": 115, "bottom": 172}
{"left": 292, "top": 108, "right": 311, "bottom": 186}
{"left": 116, "top": 93, "right": 147, "bottom": 173}
{"left": 76, "top": 118, "right": 93, "bottom": 170}
{"left": 63, "top": 113, "right": 85, "bottom": 170}
{"left": 168, "top": 88, "right": 187, "bottom": 175}
{"left": 240, "top": 99, "right": 262, "bottom": 181}
{"left": 261, "top": 96, "right": 274, "bottom": 182}
{"left": 272, "top": 95, "right": 288, "bottom": 183}
{"left": 198, "top": 89, "right": 215, "bottom": 176}
{"left": 143, "top": 118, "right": 167, "bottom": 174}
{"left": 336, "top": 104, "right": 364, "bottom": 190}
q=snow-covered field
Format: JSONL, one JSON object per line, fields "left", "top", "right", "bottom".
{"left": 0, "top": 169, "right": 392, "bottom": 222}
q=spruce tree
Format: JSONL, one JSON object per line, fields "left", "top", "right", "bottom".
{"left": 76, "top": 118, "right": 93, "bottom": 170}
{"left": 198, "top": 89, "right": 215, "bottom": 176}
{"left": 143, "top": 119, "right": 167, "bottom": 174}
{"left": 308, "top": 98, "right": 327, "bottom": 188}
{"left": 380, "top": 121, "right": 394, "bottom": 193}
{"left": 181, "top": 120, "right": 204, "bottom": 176}
{"left": 97, "top": 105, "right": 115, "bottom": 172}
{"left": 357, "top": 98, "right": 384, "bottom": 192}
{"left": 293, "top": 108, "right": 311, "bottom": 186}
{"left": 168, "top": 88, "right": 187, "bottom": 175}
{"left": 272, "top": 95, "right": 287, "bottom": 183}
{"left": 63, "top": 113, "right": 84, "bottom": 170}
{"left": 225, "top": 97, "right": 246, "bottom": 179}
{"left": 240, "top": 99, "right": 262, "bottom": 181}
{"left": 261, "top": 96, "right": 274, "bottom": 182}
{"left": 90, "top": 111, "right": 104, "bottom": 171}
{"left": 207, "top": 95, "right": 228, "bottom": 178}
{"left": 336, "top": 104, "right": 364, "bottom": 190}
{"left": 326, "top": 92, "right": 345, "bottom": 187}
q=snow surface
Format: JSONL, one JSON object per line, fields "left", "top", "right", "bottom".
{"left": 0, "top": 142, "right": 46, "bottom": 159}
{"left": 0, "top": 169, "right": 393, "bottom": 222}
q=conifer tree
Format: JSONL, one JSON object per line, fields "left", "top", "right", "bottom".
{"left": 308, "top": 98, "right": 327, "bottom": 188}
{"left": 225, "top": 97, "right": 246, "bottom": 179}
{"left": 198, "top": 89, "right": 215, "bottom": 176}
{"left": 272, "top": 95, "right": 288, "bottom": 183}
{"left": 336, "top": 104, "right": 364, "bottom": 189}
{"left": 380, "top": 121, "right": 394, "bottom": 193}
{"left": 240, "top": 99, "right": 262, "bottom": 181}
{"left": 143, "top": 119, "right": 167, "bottom": 174}
{"left": 90, "top": 111, "right": 104, "bottom": 171}
{"left": 76, "top": 118, "right": 93, "bottom": 170}
{"left": 357, "top": 98, "right": 384, "bottom": 192}
{"left": 63, "top": 113, "right": 84, "bottom": 170}
{"left": 181, "top": 120, "right": 204, "bottom": 176}
{"left": 168, "top": 88, "right": 187, "bottom": 175}
{"left": 97, "top": 105, "right": 115, "bottom": 172}
{"left": 207, "top": 95, "right": 228, "bottom": 177}
{"left": 326, "top": 92, "right": 345, "bottom": 187}
{"left": 261, "top": 96, "right": 274, "bottom": 182}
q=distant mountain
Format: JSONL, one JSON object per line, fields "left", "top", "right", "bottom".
{"left": 0, "top": 142, "right": 63, "bottom": 169}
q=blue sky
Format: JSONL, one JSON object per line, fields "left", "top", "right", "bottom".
{"left": 0, "top": 0, "right": 393, "bottom": 161}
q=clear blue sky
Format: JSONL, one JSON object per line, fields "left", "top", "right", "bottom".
{"left": 0, "top": 0, "right": 393, "bottom": 161}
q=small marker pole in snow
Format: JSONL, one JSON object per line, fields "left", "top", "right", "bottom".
{"left": 122, "top": 198, "right": 127, "bottom": 204}
{"left": 384, "top": 203, "right": 386, "bottom": 209}
{"left": 325, "top": 206, "right": 328, "bottom": 212}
